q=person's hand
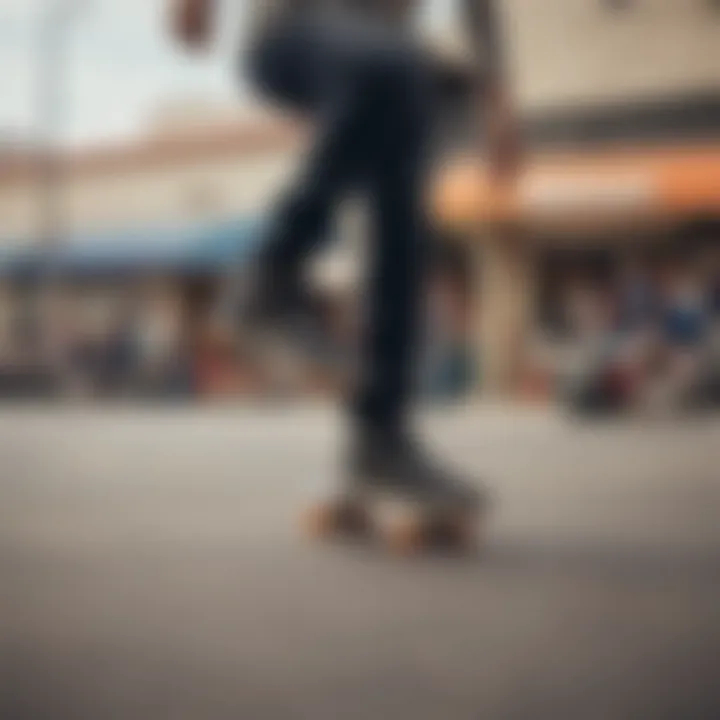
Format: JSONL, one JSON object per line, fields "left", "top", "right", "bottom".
{"left": 488, "top": 119, "right": 523, "bottom": 182}
{"left": 170, "top": 0, "right": 214, "bottom": 51}
{"left": 484, "top": 88, "right": 523, "bottom": 182}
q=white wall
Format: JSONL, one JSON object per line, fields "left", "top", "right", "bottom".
{"left": 0, "top": 150, "right": 299, "bottom": 243}
{"left": 502, "top": 0, "right": 720, "bottom": 112}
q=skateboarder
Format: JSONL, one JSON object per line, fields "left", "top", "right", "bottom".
{"left": 171, "top": 0, "right": 519, "bottom": 528}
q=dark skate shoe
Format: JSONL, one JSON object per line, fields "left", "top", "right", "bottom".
{"left": 349, "top": 428, "right": 485, "bottom": 515}
{"left": 304, "top": 429, "right": 490, "bottom": 554}
{"left": 229, "top": 266, "right": 350, "bottom": 383}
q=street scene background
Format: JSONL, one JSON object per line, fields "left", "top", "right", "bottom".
{"left": 1, "top": 1, "right": 720, "bottom": 718}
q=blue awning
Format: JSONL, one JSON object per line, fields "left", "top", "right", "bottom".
{"left": 0, "top": 216, "right": 265, "bottom": 278}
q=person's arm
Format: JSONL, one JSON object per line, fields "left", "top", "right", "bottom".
{"left": 169, "top": 0, "right": 216, "bottom": 49}
{"left": 464, "top": 0, "right": 521, "bottom": 180}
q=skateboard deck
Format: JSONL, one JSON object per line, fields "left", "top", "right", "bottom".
{"left": 302, "top": 492, "right": 484, "bottom": 555}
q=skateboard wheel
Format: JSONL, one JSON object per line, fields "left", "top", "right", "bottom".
{"left": 384, "top": 511, "right": 479, "bottom": 555}
{"left": 445, "top": 512, "right": 478, "bottom": 545}
{"left": 302, "top": 500, "right": 369, "bottom": 540}
{"left": 383, "top": 519, "right": 427, "bottom": 556}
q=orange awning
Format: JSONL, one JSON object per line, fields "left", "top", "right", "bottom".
{"left": 434, "top": 144, "right": 720, "bottom": 232}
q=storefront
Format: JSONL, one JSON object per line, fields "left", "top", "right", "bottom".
{"left": 433, "top": 144, "right": 720, "bottom": 398}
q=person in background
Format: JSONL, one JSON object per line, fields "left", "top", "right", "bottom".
{"left": 613, "top": 258, "right": 661, "bottom": 410}
{"left": 661, "top": 260, "right": 709, "bottom": 352}
{"left": 170, "top": 0, "right": 520, "bottom": 510}
{"left": 98, "top": 300, "right": 141, "bottom": 398}
{"left": 617, "top": 257, "right": 657, "bottom": 336}
{"left": 707, "top": 245, "right": 720, "bottom": 342}
{"left": 655, "top": 258, "right": 712, "bottom": 410}
{"left": 135, "top": 286, "right": 184, "bottom": 398}
{"left": 707, "top": 250, "right": 720, "bottom": 406}
{"left": 423, "top": 258, "right": 475, "bottom": 402}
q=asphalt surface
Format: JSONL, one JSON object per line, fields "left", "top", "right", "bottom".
{"left": 1, "top": 405, "right": 719, "bottom": 720}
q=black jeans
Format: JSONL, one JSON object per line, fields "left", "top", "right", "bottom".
{"left": 247, "top": 12, "right": 435, "bottom": 432}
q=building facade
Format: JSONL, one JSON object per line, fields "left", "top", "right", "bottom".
{"left": 0, "top": 112, "right": 302, "bottom": 245}
{"left": 2, "top": 1, "right": 719, "bottom": 399}
{"left": 437, "top": 0, "right": 720, "bottom": 396}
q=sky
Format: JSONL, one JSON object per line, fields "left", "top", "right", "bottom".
{"left": 0, "top": 0, "right": 248, "bottom": 147}
{"left": 0, "top": 0, "right": 451, "bottom": 148}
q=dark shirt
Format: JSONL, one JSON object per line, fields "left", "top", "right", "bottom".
{"left": 250, "top": 0, "right": 504, "bottom": 81}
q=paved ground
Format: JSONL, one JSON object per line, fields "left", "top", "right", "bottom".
{"left": 1, "top": 404, "right": 719, "bottom": 720}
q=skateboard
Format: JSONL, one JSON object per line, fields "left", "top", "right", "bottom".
{"left": 302, "top": 491, "right": 484, "bottom": 555}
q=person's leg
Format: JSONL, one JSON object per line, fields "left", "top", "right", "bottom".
{"left": 247, "top": 17, "right": 400, "bottom": 294}
{"left": 254, "top": 94, "right": 379, "bottom": 292}
{"left": 352, "top": 47, "right": 436, "bottom": 434}
{"left": 250, "top": 17, "right": 442, "bottom": 434}
{"left": 342, "top": 48, "right": 484, "bottom": 513}
{"left": 249, "top": 19, "right": 481, "bottom": 510}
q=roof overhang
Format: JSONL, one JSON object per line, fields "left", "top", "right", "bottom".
{"left": 434, "top": 144, "right": 720, "bottom": 237}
